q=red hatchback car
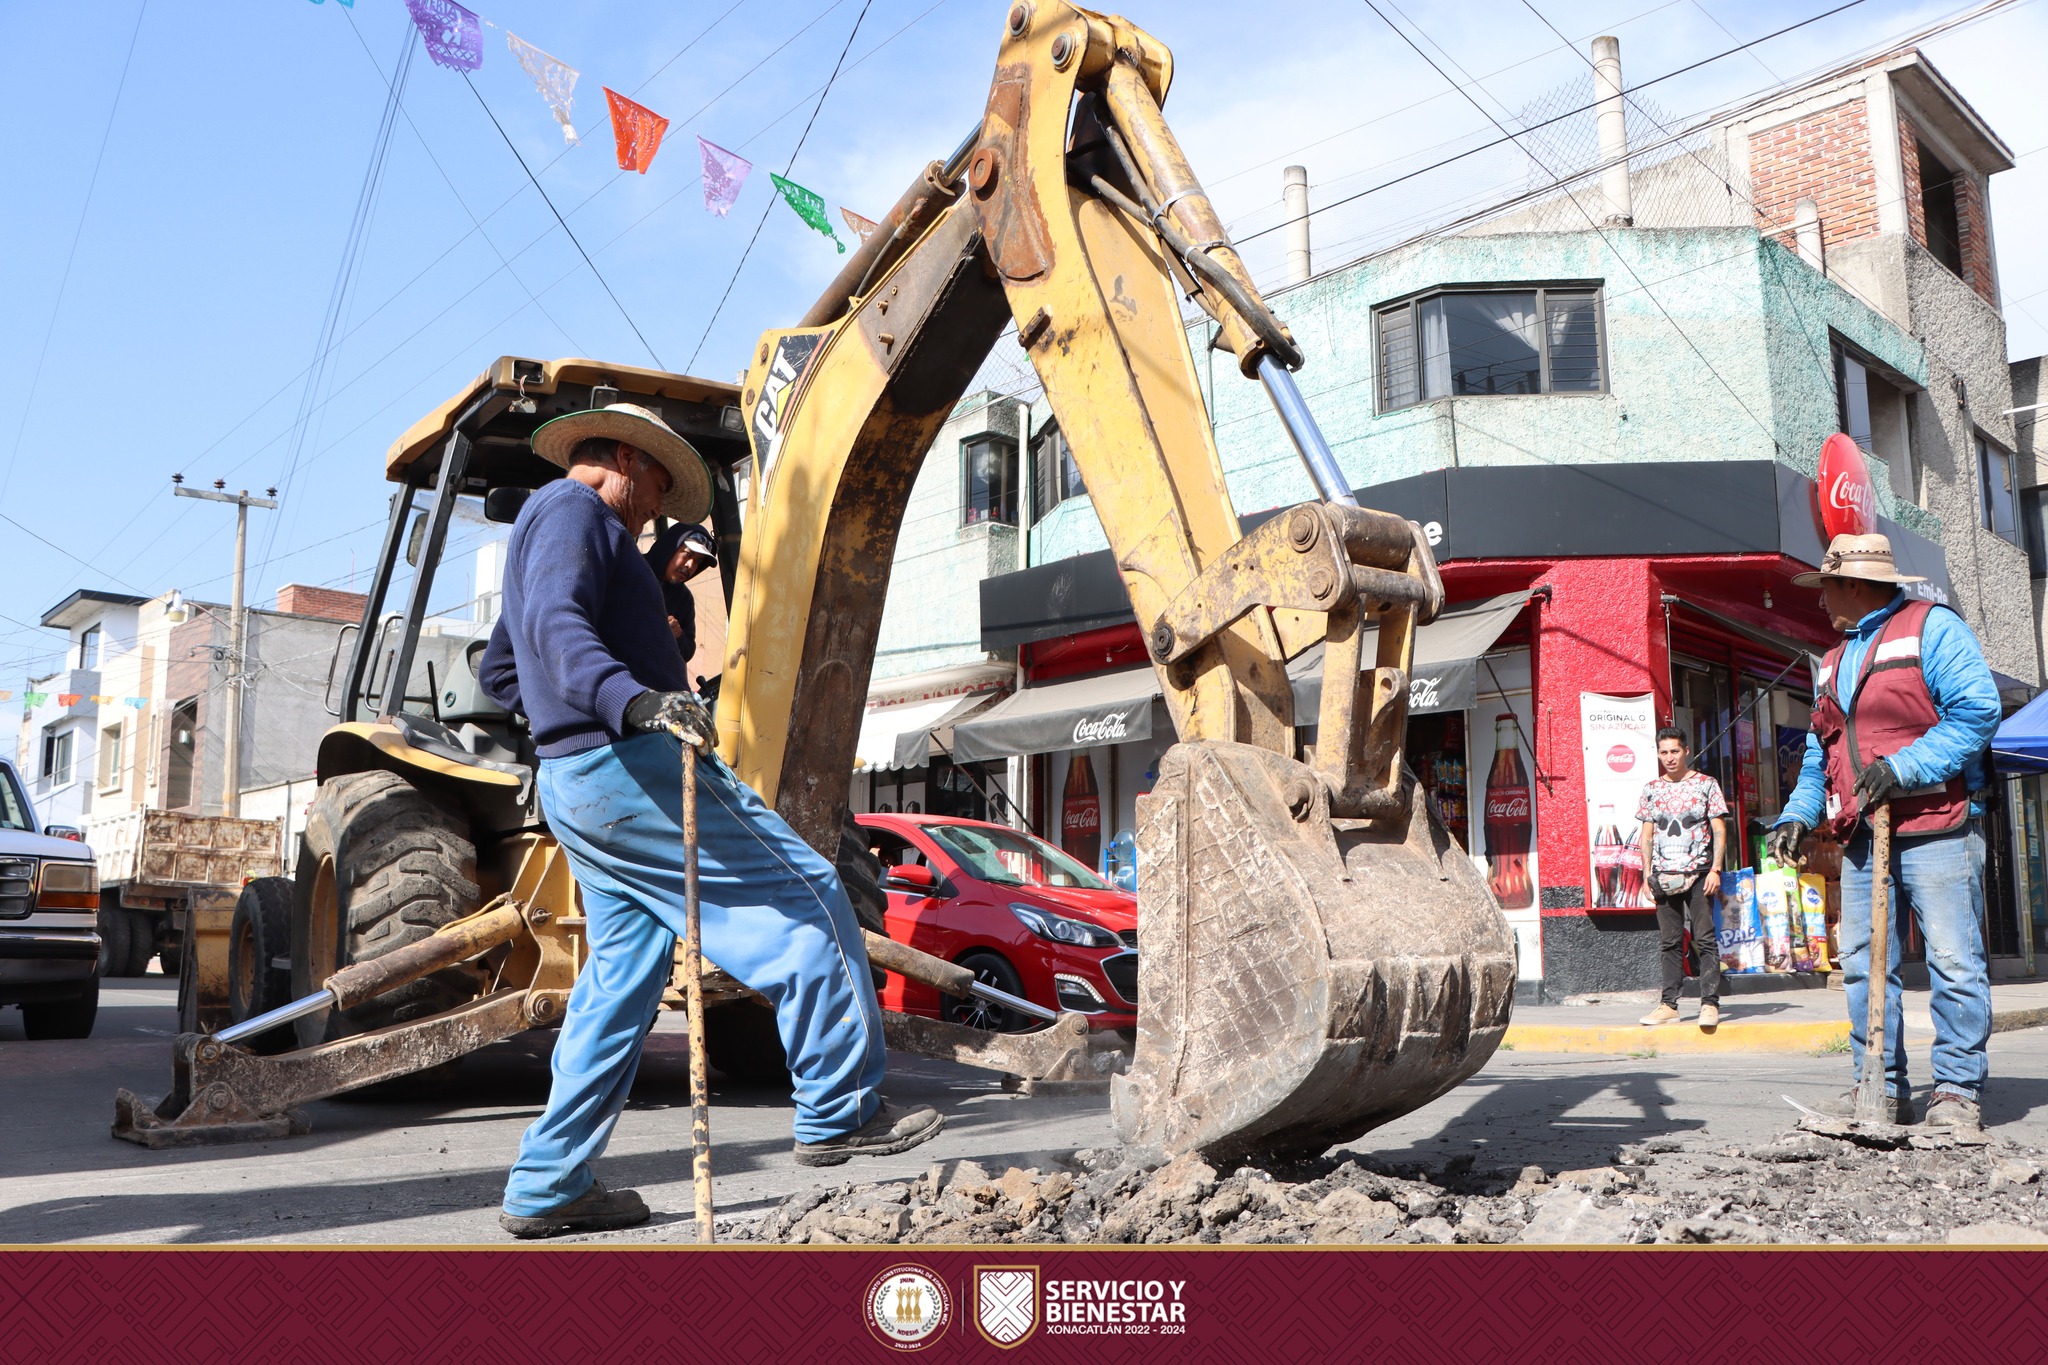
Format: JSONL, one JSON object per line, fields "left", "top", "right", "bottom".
{"left": 857, "top": 813, "right": 1137, "bottom": 1034}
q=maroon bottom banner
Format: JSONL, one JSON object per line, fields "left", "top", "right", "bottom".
{"left": 4, "top": 1247, "right": 2047, "bottom": 1361}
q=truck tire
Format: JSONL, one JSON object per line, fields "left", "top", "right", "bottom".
{"left": 21, "top": 978, "right": 98, "bottom": 1040}
{"left": 121, "top": 907, "right": 156, "bottom": 978}
{"left": 703, "top": 1001, "right": 789, "bottom": 1085}
{"left": 229, "top": 876, "right": 294, "bottom": 1030}
{"left": 291, "top": 770, "right": 481, "bottom": 1048}
{"left": 95, "top": 905, "right": 131, "bottom": 979}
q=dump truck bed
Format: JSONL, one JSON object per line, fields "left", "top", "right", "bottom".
{"left": 90, "top": 810, "right": 283, "bottom": 891}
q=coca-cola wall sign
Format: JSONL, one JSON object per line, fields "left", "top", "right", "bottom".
{"left": 1580, "top": 692, "right": 1658, "bottom": 912}
{"left": 1814, "top": 433, "right": 1877, "bottom": 540}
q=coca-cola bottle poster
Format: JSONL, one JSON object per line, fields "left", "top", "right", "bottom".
{"left": 1578, "top": 691, "right": 1657, "bottom": 911}
{"left": 1060, "top": 752, "right": 1103, "bottom": 870}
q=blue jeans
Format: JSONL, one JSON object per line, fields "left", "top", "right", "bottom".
{"left": 1838, "top": 821, "right": 1990, "bottom": 1102}
{"left": 502, "top": 733, "right": 886, "bottom": 1217}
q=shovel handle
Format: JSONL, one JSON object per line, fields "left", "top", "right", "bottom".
{"left": 1855, "top": 802, "right": 1892, "bottom": 1123}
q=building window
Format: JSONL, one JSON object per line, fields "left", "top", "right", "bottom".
{"left": 98, "top": 723, "right": 124, "bottom": 792}
{"left": 2021, "top": 487, "right": 2048, "bottom": 578}
{"left": 1979, "top": 432, "right": 2020, "bottom": 547}
{"left": 1376, "top": 285, "right": 1604, "bottom": 411}
{"left": 1917, "top": 139, "right": 1966, "bottom": 279}
{"left": 1832, "top": 337, "right": 1915, "bottom": 497}
{"left": 165, "top": 698, "right": 198, "bottom": 810}
{"left": 1029, "top": 421, "right": 1084, "bottom": 525}
{"left": 78, "top": 625, "right": 100, "bottom": 669}
{"left": 41, "top": 729, "right": 73, "bottom": 787}
{"left": 962, "top": 433, "right": 1018, "bottom": 526}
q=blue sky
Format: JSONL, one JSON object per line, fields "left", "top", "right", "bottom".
{"left": 1, "top": 0, "right": 2043, "bottom": 728}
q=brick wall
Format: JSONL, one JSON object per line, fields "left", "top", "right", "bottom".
{"left": 274, "top": 583, "right": 368, "bottom": 623}
{"left": 1899, "top": 117, "right": 1997, "bottom": 306}
{"left": 1747, "top": 98, "right": 1879, "bottom": 255}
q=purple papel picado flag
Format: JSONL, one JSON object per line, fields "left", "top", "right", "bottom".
{"left": 697, "top": 137, "right": 753, "bottom": 217}
{"left": 405, "top": 0, "right": 482, "bottom": 72}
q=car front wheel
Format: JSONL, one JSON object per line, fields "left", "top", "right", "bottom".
{"left": 941, "top": 951, "right": 1040, "bottom": 1034}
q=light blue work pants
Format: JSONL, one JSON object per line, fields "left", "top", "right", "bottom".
{"left": 1837, "top": 820, "right": 1991, "bottom": 1102}
{"left": 502, "top": 733, "right": 885, "bottom": 1217}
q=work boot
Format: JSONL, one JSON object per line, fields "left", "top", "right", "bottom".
{"left": 1922, "top": 1092, "right": 1983, "bottom": 1133}
{"left": 1638, "top": 1003, "right": 1680, "bottom": 1026}
{"left": 499, "top": 1180, "right": 650, "bottom": 1240}
{"left": 793, "top": 1100, "right": 945, "bottom": 1167}
{"left": 1809, "top": 1087, "right": 1915, "bottom": 1124}
{"left": 1697, "top": 1003, "right": 1721, "bottom": 1030}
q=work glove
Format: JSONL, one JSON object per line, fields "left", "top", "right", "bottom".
{"left": 1767, "top": 820, "right": 1808, "bottom": 869}
{"left": 624, "top": 689, "right": 714, "bottom": 747}
{"left": 1852, "top": 758, "right": 1902, "bottom": 810}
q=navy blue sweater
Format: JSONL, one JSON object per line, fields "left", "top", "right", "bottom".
{"left": 480, "top": 479, "right": 688, "bottom": 757}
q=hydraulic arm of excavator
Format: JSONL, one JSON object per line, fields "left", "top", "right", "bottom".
{"left": 719, "top": 2, "right": 1514, "bottom": 1161}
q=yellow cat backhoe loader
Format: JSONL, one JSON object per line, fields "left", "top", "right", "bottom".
{"left": 117, "top": 2, "right": 1513, "bottom": 1164}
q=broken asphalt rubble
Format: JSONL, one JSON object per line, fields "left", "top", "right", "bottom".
{"left": 735, "top": 1119, "right": 2048, "bottom": 1246}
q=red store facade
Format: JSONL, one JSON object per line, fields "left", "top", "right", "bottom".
{"left": 972, "top": 458, "right": 2021, "bottom": 1000}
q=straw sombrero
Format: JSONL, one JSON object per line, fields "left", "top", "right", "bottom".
{"left": 1791, "top": 532, "right": 1927, "bottom": 587}
{"left": 531, "top": 402, "right": 712, "bottom": 523}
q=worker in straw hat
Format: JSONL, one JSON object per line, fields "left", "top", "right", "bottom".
{"left": 478, "top": 401, "right": 943, "bottom": 1239}
{"left": 1770, "top": 532, "right": 2000, "bottom": 1132}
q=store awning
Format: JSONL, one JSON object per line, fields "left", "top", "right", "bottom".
{"left": 1993, "top": 690, "right": 2048, "bottom": 775}
{"left": 952, "top": 665, "right": 1160, "bottom": 762}
{"left": 857, "top": 694, "right": 987, "bottom": 772}
{"left": 893, "top": 691, "right": 1005, "bottom": 768}
{"left": 1286, "top": 591, "right": 1529, "bottom": 717}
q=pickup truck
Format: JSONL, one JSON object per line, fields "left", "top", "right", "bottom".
{"left": 0, "top": 754, "right": 102, "bottom": 1038}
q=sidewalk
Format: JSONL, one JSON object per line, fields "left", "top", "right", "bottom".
{"left": 1504, "top": 977, "right": 2048, "bottom": 1055}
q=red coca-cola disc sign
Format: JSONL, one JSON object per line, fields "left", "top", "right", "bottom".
{"left": 1816, "top": 433, "right": 1876, "bottom": 539}
{"left": 1607, "top": 744, "right": 1635, "bottom": 773}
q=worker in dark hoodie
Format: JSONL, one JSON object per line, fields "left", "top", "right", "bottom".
{"left": 479, "top": 402, "right": 942, "bottom": 1240}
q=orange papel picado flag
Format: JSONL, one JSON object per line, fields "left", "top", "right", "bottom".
{"left": 605, "top": 88, "right": 669, "bottom": 174}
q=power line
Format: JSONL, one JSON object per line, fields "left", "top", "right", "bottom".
{"left": 686, "top": 0, "right": 878, "bottom": 371}
{"left": 0, "top": 0, "right": 150, "bottom": 508}
{"left": 462, "top": 73, "right": 666, "bottom": 369}
{"left": 1234, "top": 0, "right": 1872, "bottom": 250}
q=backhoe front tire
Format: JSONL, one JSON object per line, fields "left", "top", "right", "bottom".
{"left": 291, "top": 770, "right": 481, "bottom": 1048}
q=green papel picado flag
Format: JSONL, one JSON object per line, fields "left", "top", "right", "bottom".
{"left": 770, "top": 173, "right": 846, "bottom": 254}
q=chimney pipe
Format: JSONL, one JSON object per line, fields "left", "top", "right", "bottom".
{"left": 1283, "top": 165, "right": 1312, "bottom": 284}
{"left": 1793, "top": 197, "right": 1824, "bottom": 272}
{"left": 1591, "top": 36, "right": 1632, "bottom": 226}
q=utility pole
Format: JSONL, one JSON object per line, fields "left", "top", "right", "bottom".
{"left": 172, "top": 476, "right": 278, "bottom": 817}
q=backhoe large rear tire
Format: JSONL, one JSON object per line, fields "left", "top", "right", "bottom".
{"left": 290, "top": 770, "right": 481, "bottom": 1049}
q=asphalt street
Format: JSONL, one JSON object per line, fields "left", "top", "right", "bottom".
{"left": 8, "top": 975, "right": 2048, "bottom": 1245}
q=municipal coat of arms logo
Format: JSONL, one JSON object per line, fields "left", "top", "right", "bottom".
{"left": 864, "top": 1263, "right": 951, "bottom": 1351}
{"left": 973, "top": 1265, "right": 1039, "bottom": 1348}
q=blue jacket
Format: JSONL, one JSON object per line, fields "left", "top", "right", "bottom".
{"left": 480, "top": 479, "right": 688, "bottom": 758}
{"left": 1777, "top": 591, "right": 1999, "bottom": 831}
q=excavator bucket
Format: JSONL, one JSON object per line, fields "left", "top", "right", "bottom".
{"left": 1113, "top": 742, "right": 1516, "bottom": 1163}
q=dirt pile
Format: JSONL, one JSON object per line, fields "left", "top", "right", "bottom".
{"left": 737, "top": 1124, "right": 2048, "bottom": 1246}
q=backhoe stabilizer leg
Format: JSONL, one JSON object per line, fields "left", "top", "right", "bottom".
{"left": 1112, "top": 741, "right": 1516, "bottom": 1163}
{"left": 112, "top": 990, "right": 535, "bottom": 1148}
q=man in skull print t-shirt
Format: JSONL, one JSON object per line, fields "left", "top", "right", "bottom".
{"left": 1634, "top": 727, "right": 1729, "bottom": 1029}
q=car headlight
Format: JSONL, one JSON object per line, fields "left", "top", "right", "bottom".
{"left": 1009, "top": 903, "right": 1118, "bottom": 948}
{"left": 36, "top": 860, "right": 99, "bottom": 910}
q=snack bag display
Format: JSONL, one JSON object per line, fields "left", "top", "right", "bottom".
{"left": 1714, "top": 868, "right": 1763, "bottom": 973}
{"left": 1799, "top": 873, "right": 1832, "bottom": 972}
{"left": 1755, "top": 864, "right": 1796, "bottom": 972}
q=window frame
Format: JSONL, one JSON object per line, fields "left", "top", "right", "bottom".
{"left": 1977, "top": 430, "right": 2021, "bottom": 548}
{"left": 78, "top": 624, "right": 100, "bottom": 669}
{"left": 959, "top": 431, "right": 1020, "bottom": 528}
{"left": 42, "top": 728, "right": 74, "bottom": 787}
{"left": 1374, "top": 281, "right": 1609, "bottom": 414}
{"left": 98, "top": 722, "right": 124, "bottom": 794}
{"left": 1029, "top": 420, "right": 1084, "bottom": 526}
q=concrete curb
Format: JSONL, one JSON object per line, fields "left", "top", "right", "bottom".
{"left": 1505, "top": 1002, "right": 2048, "bottom": 1055}
{"left": 1504, "top": 1020, "right": 1850, "bottom": 1055}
